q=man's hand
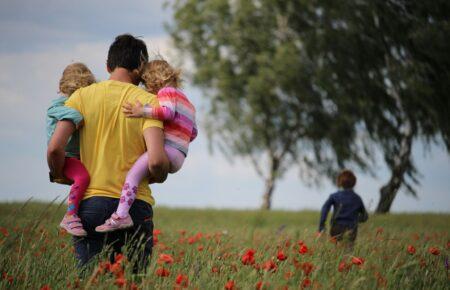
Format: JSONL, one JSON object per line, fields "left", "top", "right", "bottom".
{"left": 47, "top": 120, "right": 75, "bottom": 179}
{"left": 143, "top": 127, "right": 169, "bottom": 183}
{"left": 123, "top": 101, "right": 146, "bottom": 118}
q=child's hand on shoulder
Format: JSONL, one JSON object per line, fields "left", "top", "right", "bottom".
{"left": 123, "top": 101, "right": 146, "bottom": 118}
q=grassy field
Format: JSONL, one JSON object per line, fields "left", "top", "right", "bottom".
{"left": 0, "top": 202, "right": 448, "bottom": 289}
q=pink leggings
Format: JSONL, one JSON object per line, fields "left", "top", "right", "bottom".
{"left": 116, "top": 145, "right": 185, "bottom": 217}
{"left": 63, "top": 157, "right": 90, "bottom": 216}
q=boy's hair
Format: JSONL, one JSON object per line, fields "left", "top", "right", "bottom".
{"left": 107, "top": 34, "right": 149, "bottom": 72}
{"left": 141, "top": 59, "right": 181, "bottom": 94}
{"left": 59, "top": 63, "right": 95, "bottom": 97}
{"left": 337, "top": 169, "right": 357, "bottom": 189}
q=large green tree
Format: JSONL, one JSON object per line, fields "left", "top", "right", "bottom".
{"left": 168, "top": 0, "right": 368, "bottom": 209}
{"left": 168, "top": 0, "right": 450, "bottom": 211}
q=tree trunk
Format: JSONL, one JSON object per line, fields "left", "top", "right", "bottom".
{"left": 261, "top": 177, "right": 276, "bottom": 210}
{"left": 376, "top": 125, "right": 413, "bottom": 213}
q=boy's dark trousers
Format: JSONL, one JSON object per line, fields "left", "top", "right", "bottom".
{"left": 72, "top": 196, "right": 154, "bottom": 274}
{"left": 330, "top": 223, "right": 358, "bottom": 243}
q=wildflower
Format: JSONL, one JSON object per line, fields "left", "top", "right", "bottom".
{"left": 0, "top": 227, "right": 9, "bottom": 237}
{"left": 242, "top": 249, "right": 256, "bottom": 265}
{"left": 301, "top": 278, "right": 311, "bottom": 288}
{"left": 175, "top": 274, "right": 189, "bottom": 287}
{"left": 156, "top": 267, "right": 170, "bottom": 277}
{"left": 211, "top": 266, "right": 220, "bottom": 273}
{"left": 40, "top": 285, "right": 51, "bottom": 290}
{"left": 284, "top": 271, "right": 294, "bottom": 280}
{"left": 277, "top": 250, "right": 287, "bottom": 261}
{"left": 256, "top": 281, "right": 269, "bottom": 289}
{"left": 197, "top": 245, "right": 204, "bottom": 251}
{"left": 115, "top": 253, "right": 124, "bottom": 264}
{"left": 130, "top": 282, "right": 139, "bottom": 290}
{"left": 225, "top": 280, "right": 235, "bottom": 290}
{"left": 115, "top": 277, "right": 126, "bottom": 287}
{"left": 262, "top": 260, "right": 277, "bottom": 272}
{"left": 301, "top": 262, "right": 314, "bottom": 276}
{"left": 351, "top": 257, "right": 365, "bottom": 266}
{"left": 338, "top": 261, "right": 349, "bottom": 272}
{"left": 299, "top": 244, "right": 308, "bottom": 255}
{"left": 158, "top": 253, "right": 174, "bottom": 264}
{"left": 428, "top": 247, "right": 440, "bottom": 256}
{"left": 407, "top": 245, "right": 416, "bottom": 255}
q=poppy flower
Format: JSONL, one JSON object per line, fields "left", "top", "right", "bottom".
{"left": 338, "top": 261, "right": 350, "bottom": 272}
{"left": 301, "top": 262, "right": 314, "bottom": 276}
{"left": 156, "top": 267, "right": 170, "bottom": 277}
{"left": 256, "top": 281, "right": 269, "bottom": 289}
{"left": 158, "top": 253, "right": 174, "bottom": 264}
{"left": 407, "top": 245, "right": 416, "bottom": 255}
{"left": 351, "top": 257, "right": 365, "bottom": 266}
{"left": 211, "top": 266, "right": 220, "bottom": 273}
{"left": 175, "top": 274, "right": 189, "bottom": 287}
{"left": 242, "top": 249, "right": 256, "bottom": 265}
{"left": 428, "top": 247, "right": 440, "bottom": 256}
{"left": 299, "top": 244, "right": 308, "bottom": 254}
{"left": 40, "top": 285, "right": 51, "bottom": 290}
{"left": 225, "top": 280, "right": 235, "bottom": 290}
{"left": 0, "top": 227, "right": 9, "bottom": 237}
{"left": 301, "top": 278, "right": 311, "bottom": 288}
{"left": 115, "top": 277, "right": 126, "bottom": 287}
{"left": 277, "top": 250, "right": 287, "bottom": 261}
{"left": 262, "top": 260, "right": 277, "bottom": 272}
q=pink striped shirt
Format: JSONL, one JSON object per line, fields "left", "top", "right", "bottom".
{"left": 143, "top": 87, "right": 197, "bottom": 156}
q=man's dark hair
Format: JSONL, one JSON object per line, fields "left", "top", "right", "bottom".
{"left": 107, "top": 34, "right": 148, "bottom": 72}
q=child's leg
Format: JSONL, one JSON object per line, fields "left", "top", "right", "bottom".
{"left": 63, "top": 157, "right": 90, "bottom": 216}
{"left": 116, "top": 153, "right": 149, "bottom": 218}
{"left": 165, "top": 145, "right": 185, "bottom": 173}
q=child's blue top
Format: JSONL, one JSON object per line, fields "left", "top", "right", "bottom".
{"left": 46, "top": 96, "right": 83, "bottom": 158}
{"left": 318, "top": 189, "right": 368, "bottom": 231}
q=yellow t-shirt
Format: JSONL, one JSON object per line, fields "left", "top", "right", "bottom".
{"left": 65, "top": 80, "right": 163, "bottom": 205}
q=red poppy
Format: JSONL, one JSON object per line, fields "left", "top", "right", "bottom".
{"left": 301, "top": 278, "right": 311, "bottom": 288}
{"left": 197, "top": 245, "right": 204, "bottom": 251}
{"left": 256, "top": 281, "right": 269, "bottom": 289}
{"left": 0, "top": 227, "right": 9, "bottom": 237}
{"left": 158, "top": 253, "right": 174, "bottom": 264}
{"left": 40, "top": 285, "right": 51, "bottom": 290}
{"left": 262, "top": 260, "right": 277, "bottom": 272}
{"left": 277, "top": 250, "right": 287, "bottom": 261}
{"left": 211, "top": 266, "right": 220, "bottom": 273}
{"left": 428, "top": 247, "right": 440, "bottom": 255}
{"left": 299, "top": 244, "right": 308, "bottom": 255}
{"left": 115, "top": 253, "right": 124, "bottom": 264}
{"left": 242, "top": 249, "right": 256, "bottom": 265}
{"left": 115, "top": 277, "right": 126, "bottom": 287}
{"left": 407, "top": 245, "right": 416, "bottom": 255}
{"left": 301, "top": 262, "right": 314, "bottom": 276}
{"left": 338, "top": 261, "right": 349, "bottom": 272}
{"left": 130, "top": 282, "right": 139, "bottom": 290}
{"left": 156, "top": 267, "right": 170, "bottom": 277}
{"left": 175, "top": 274, "right": 189, "bottom": 287}
{"left": 351, "top": 257, "right": 365, "bottom": 266}
{"left": 225, "top": 280, "right": 235, "bottom": 290}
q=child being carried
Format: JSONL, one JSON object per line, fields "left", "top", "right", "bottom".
{"left": 96, "top": 60, "right": 197, "bottom": 232}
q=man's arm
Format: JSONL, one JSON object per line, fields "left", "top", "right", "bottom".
{"left": 143, "top": 127, "right": 169, "bottom": 183}
{"left": 47, "top": 120, "right": 75, "bottom": 179}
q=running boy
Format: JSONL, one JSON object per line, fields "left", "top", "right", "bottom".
{"left": 318, "top": 169, "right": 368, "bottom": 244}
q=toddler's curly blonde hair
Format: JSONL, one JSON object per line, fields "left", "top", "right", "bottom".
{"left": 141, "top": 60, "right": 181, "bottom": 94}
{"left": 59, "top": 63, "right": 96, "bottom": 97}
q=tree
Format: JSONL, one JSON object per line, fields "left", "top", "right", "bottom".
{"left": 168, "top": 0, "right": 368, "bottom": 209}
{"left": 290, "top": 0, "right": 450, "bottom": 213}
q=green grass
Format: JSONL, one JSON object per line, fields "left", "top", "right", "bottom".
{"left": 0, "top": 202, "right": 448, "bottom": 289}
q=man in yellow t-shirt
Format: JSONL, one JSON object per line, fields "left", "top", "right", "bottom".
{"left": 47, "top": 34, "right": 169, "bottom": 272}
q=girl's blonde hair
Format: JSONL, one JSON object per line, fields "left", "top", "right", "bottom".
{"left": 59, "top": 63, "right": 96, "bottom": 96}
{"left": 141, "top": 60, "right": 181, "bottom": 94}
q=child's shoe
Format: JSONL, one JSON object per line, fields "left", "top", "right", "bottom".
{"left": 60, "top": 214, "right": 87, "bottom": 237}
{"left": 95, "top": 213, "right": 133, "bottom": 233}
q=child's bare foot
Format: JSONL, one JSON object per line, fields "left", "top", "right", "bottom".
{"left": 95, "top": 213, "right": 133, "bottom": 233}
{"left": 60, "top": 214, "right": 87, "bottom": 237}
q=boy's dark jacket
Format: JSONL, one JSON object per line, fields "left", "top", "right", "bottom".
{"left": 319, "top": 189, "right": 368, "bottom": 232}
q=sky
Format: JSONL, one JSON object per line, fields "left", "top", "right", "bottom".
{"left": 0, "top": 0, "right": 449, "bottom": 213}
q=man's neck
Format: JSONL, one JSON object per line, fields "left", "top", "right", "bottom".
{"left": 109, "top": 67, "right": 137, "bottom": 85}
